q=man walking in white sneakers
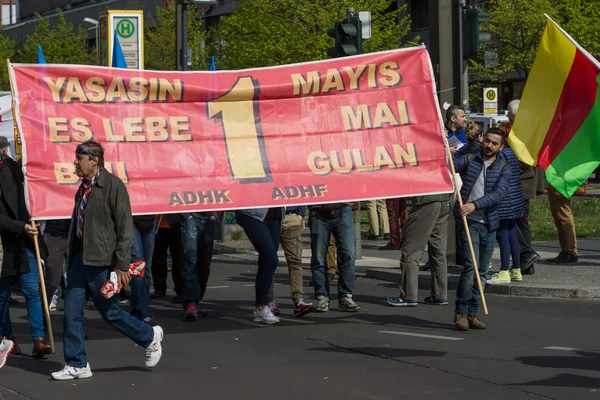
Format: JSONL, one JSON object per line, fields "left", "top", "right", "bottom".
{"left": 51, "top": 141, "right": 163, "bottom": 380}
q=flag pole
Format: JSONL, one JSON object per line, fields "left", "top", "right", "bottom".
{"left": 30, "top": 219, "right": 55, "bottom": 352}
{"left": 445, "top": 146, "right": 489, "bottom": 315}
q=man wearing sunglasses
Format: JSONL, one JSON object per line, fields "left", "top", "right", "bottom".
{"left": 51, "top": 140, "right": 163, "bottom": 380}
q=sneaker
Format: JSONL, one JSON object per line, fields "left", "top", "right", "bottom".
{"left": 486, "top": 270, "right": 511, "bottom": 285}
{"left": 423, "top": 296, "right": 448, "bottom": 305}
{"left": 315, "top": 296, "right": 329, "bottom": 312}
{"left": 0, "top": 339, "right": 13, "bottom": 369}
{"left": 184, "top": 303, "right": 198, "bottom": 322}
{"left": 386, "top": 297, "right": 417, "bottom": 307}
{"left": 294, "top": 299, "right": 314, "bottom": 317}
{"left": 268, "top": 301, "right": 280, "bottom": 316}
{"left": 510, "top": 268, "right": 523, "bottom": 282}
{"left": 51, "top": 363, "right": 93, "bottom": 380}
{"left": 339, "top": 295, "right": 360, "bottom": 312}
{"left": 145, "top": 326, "right": 164, "bottom": 368}
{"left": 253, "top": 307, "right": 280, "bottom": 325}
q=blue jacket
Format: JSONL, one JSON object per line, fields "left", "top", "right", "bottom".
{"left": 453, "top": 151, "right": 511, "bottom": 232}
{"left": 446, "top": 125, "right": 467, "bottom": 145}
{"left": 498, "top": 147, "right": 525, "bottom": 220}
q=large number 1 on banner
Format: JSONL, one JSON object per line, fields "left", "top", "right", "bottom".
{"left": 207, "top": 76, "right": 272, "bottom": 183}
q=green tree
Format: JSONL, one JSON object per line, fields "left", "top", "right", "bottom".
{"left": 0, "top": 34, "right": 16, "bottom": 91}
{"left": 145, "top": 0, "right": 206, "bottom": 71}
{"left": 209, "top": 0, "right": 414, "bottom": 70}
{"left": 471, "top": 0, "right": 600, "bottom": 81}
{"left": 17, "top": 12, "right": 96, "bottom": 65}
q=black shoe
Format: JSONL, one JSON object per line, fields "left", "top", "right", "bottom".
{"left": 547, "top": 252, "right": 567, "bottom": 263}
{"left": 151, "top": 290, "right": 166, "bottom": 299}
{"left": 379, "top": 242, "right": 400, "bottom": 250}
{"left": 8, "top": 297, "right": 18, "bottom": 305}
{"left": 556, "top": 253, "right": 578, "bottom": 263}
{"left": 172, "top": 295, "right": 184, "bottom": 304}
{"left": 383, "top": 233, "right": 390, "bottom": 240}
{"left": 522, "top": 266, "right": 535, "bottom": 275}
{"left": 521, "top": 253, "right": 540, "bottom": 274}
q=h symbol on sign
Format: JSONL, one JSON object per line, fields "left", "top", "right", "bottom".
{"left": 121, "top": 23, "right": 132, "bottom": 35}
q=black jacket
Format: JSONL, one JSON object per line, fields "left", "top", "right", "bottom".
{"left": 67, "top": 169, "right": 134, "bottom": 271}
{"left": 0, "top": 157, "right": 48, "bottom": 278}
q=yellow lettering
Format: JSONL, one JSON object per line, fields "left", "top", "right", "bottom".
{"left": 49, "top": 118, "right": 70, "bottom": 142}
{"left": 158, "top": 78, "right": 182, "bottom": 101}
{"left": 379, "top": 61, "right": 401, "bottom": 87}
{"left": 146, "top": 117, "right": 169, "bottom": 141}
{"left": 330, "top": 150, "right": 353, "bottom": 174}
{"left": 105, "top": 77, "right": 130, "bottom": 103}
{"left": 397, "top": 100, "right": 410, "bottom": 125}
{"left": 342, "top": 65, "right": 367, "bottom": 90}
{"left": 321, "top": 68, "right": 345, "bottom": 93}
{"left": 393, "top": 143, "right": 418, "bottom": 167}
{"left": 291, "top": 71, "right": 321, "bottom": 96}
{"left": 86, "top": 77, "right": 105, "bottom": 103}
{"left": 63, "top": 78, "right": 88, "bottom": 103}
{"left": 123, "top": 117, "right": 145, "bottom": 142}
{"left": 341, "top": 105, "right": 372, "bottom": 131}
{"left": 71, "top": 118, "right": 93, "bottom": 142}
{"left": 171, "top": 116, "right": 192, "bottom": 141}
{"left": 373, "top": 102, "right": 399, "bottom": 128}
{"left": 103, "top": 119, "right": 124, "bottom": 142}
{"left": 129, "top": 77, "right": 149, "bottom": 102}
{"left": 44, "top": 77, "right": 66, "bottom": 102}
{"left": 373, "top": 146, "right": 396, "bottom": 170}
{"left": 368, "top": 63, "right": 378, "bottom": 88}
{"left": 308, "top": 151, "right": 330, "bottom": 175}
{"left": 54, "top": 163, "right": 79, "bottom": 184}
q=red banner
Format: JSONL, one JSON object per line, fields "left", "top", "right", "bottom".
{"left": 9, "top": 47, "right": 452, "bottom": 219}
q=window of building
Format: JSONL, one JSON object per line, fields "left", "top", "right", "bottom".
{"left": 410, "top": 0, "right": 429, "bottom": 30}
{"left": 1, "top": 4, "right": 17, "bottom": 26}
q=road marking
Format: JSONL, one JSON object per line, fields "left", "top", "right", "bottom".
{"left": 379, "top": 331, "right": 464, "bottom": 341}
{"left": 244, "top": 284, "right": 255, "bottom": 287}
{"left": 543, "top": 346, "right": 579, "bottom": 351}
{"left": 207, "top": 285, "right": 230, "bottom": 289}
{"left": 220, "top": 316, "right": 267, "bottom": 328}
{"left": 278, "top": 316, "right": 316, "bottom": 324}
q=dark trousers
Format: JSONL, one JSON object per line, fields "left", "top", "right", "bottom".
{"left": 180, "top": 217, "right": 215, "bottom": 306}
{"left": 43, "top": 234, "right": 69, "bottom": 303}
{"left": 516, "top": 200, "right": 536, "bottom": 262}
{"left": 497, "top": 219, "right": 521, "bottom": 270}
{"left": 152, "top": 224, "right": 183, "bottom": 296}
{"left": 238, "top": 214, "right": 282, "bottom": 306}
{"left": 386, "top": 198, "right": 408, "bottom": 246}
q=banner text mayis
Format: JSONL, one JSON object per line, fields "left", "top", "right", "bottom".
{"left": 43, "top": 76, "right": 183, "bottom": 103}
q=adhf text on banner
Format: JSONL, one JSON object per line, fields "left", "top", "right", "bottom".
{"left": 8, "top": 47, "right": 452, "bottom": 219}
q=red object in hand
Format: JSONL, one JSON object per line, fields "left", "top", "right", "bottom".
{"left": 101, "top": 261, "right": 147, "bottom": 299}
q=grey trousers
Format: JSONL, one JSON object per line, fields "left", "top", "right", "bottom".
{"left": 399, "top": 201, "right": 450, "bottom": 301}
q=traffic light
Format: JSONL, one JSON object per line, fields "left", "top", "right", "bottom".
{"left": 327, "top": 16, "right": 362, "bottom": 58}
{"left": 463, "top": 7, "right": 491, "bottom": 57}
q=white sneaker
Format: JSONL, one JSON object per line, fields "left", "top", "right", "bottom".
{"left": 51, "top": 363, "right": 93, "bottom": 380}
{"left": 145, "top": 326, "right": 164, "bottom": 368}
{"left": 253, "top": 307, "right": 280, "bottom": 325}
{"left": 0, "top": 339, "right": 13, "bottom": 369}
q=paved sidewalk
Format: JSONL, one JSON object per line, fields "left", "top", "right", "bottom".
{"left": 219, "top": 237, "right": 600, "bottom": 299}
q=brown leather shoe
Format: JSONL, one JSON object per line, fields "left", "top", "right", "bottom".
{"left": 454, "top": 313, "right": 469, "bottom": 331}
{"left": 468, "top": 315, "right": 486, "bottom": 330}
{"left": 10, "top": 342, "right": 22, "bottom": 355}
{"left": 32, "top": 337, "right": 52, "bottom": 358}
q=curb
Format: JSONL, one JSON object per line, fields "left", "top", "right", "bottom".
{"left": 364, "top": 268, "right": 600, "bottom": 299}
{"left": 213, "top": 243, "right": 238, "bottom": 255}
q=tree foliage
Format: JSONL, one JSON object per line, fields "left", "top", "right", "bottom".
{"left": 0, "top": 35, "right": 16, "bottom": 91}
{"left": 209, "top": 0, "right": 414, "bottom": 70}
{"left": 17, "top": 12, "right": 96, "bottom": 65}
{"left": 145, "top": 0, "right": 206, "bottom": 71}
{"left": 471, "top": 0, "right": 600, "bottom": 81}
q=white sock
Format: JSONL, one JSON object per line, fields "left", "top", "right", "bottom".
{"left": 0, "top": 340, "right": 6, "bottom": 351}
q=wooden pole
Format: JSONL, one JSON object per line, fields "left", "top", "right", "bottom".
{"left": 31, "top": 220, "right": 55, "bottom": 352}
{"left": 445, "top": 147, "right": 489, "bottom": 315}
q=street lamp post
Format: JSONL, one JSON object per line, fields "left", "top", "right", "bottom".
{"left": 175, "top": 0, "right": 218, "bottom": 71}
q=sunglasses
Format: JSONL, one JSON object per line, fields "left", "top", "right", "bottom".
{"left": 76, "top": 147, "right": 89, "bottom": 155}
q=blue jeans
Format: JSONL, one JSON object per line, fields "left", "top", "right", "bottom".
{"left": 309, "top": 205, "right": 355, "bottom": 298}
{"left": 238, "top": 214, "right": 282, "bottom": 306}
{"left": 130, "top": 224, "right": 156, "bottom": 321}
{"left": 180, "top": 216, "right": 215, "bottom": 306}
{"left": 1, "top": 249, "right": 45, "bottom": 340}
{"left": 455, "top": 220, "right": 495, "bottom": 315}
{"left": 63, "top": 250, "right": 154, "bottom": 368}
